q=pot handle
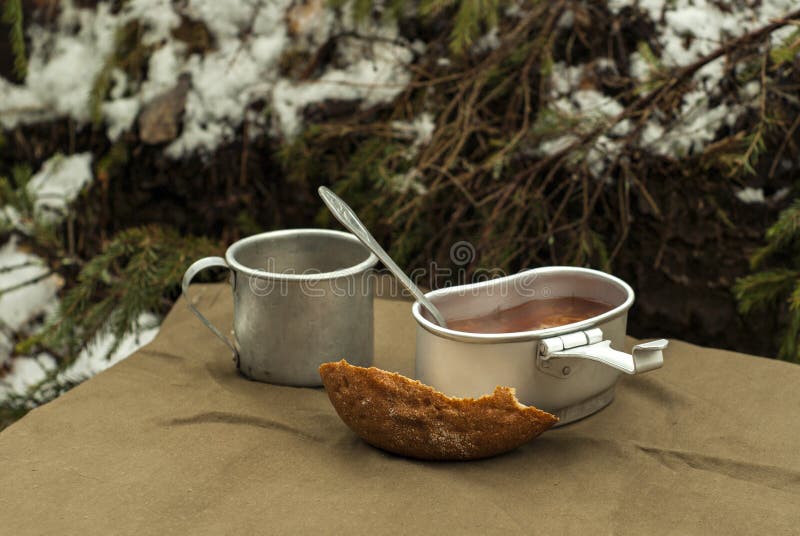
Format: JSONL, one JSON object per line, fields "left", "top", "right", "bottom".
{"left": 181, "top": 256, "right": 237, "bottom": 356}
{"left": 539, "top": 329, "right": 667, "bottom": 374}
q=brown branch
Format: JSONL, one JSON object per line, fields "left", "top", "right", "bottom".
{"left": 532, "top": 8, "right": 800, "bottom": 174}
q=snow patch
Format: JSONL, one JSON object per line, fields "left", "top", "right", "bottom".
{"left": 23, "top": 1, "right": 119, "bottom": 124}
{"left": 140, "top": 42, "right": 185, "bottom": 102}
{"left": 0, "top": 353, "right": 57, "bottom": 399}
{"left": 472, "top": 28, "right": 501, "bottom": 54}
{"left": 1, "top": 0, "right": 419, "bottom": 154}
{"left": 272, "top": 38, "right": 415, "bottom": 139}
{"left": 123, "top": 0, "right": 182, "bottom": 46}
{"left": 0, "top": 238, "right": 60, "bottom": 332}
{"left": 57, "top": 313, "right": 160, "bottom": 385}
{"left": 547, "top": 0, "right": 798, "bottom": 164}
{"left": 104, "top": 98, "right": 139, "bottom": 141}
{"left": 385, "top": 113, "right": 436, "bottom": 194}
{"left": 736, "top": 187, "right": 766, "bottom": 204}
{"left": 549, "top": 62, "right": 584, "bottom": 98}
{"left": 771, "top": 187, "right": 791, "bottom": 203}
{"left": 573, "top": 90, "right": 624, "bottom": 117}
{"left": 557, "top": 10, "right": 575, "bottom": 30}
{"left": 165, "top": 0, "right": 293, "bottom": 156}
{"left": 538, "top": 135, "right": 578, "bottom": 157}
{"left": 392, "top": 113, "right": 435, "bottom": 154}
{"left": 388, "top": 170, "right": 428, "bottom": 195}
{"left": 0, "top": 78, "right": 51, "bottom": 128}
{"left": 0, "top": 313, "right": 159, "bottom": 405}
{"left": 27, "top": 153, "right": 94, "bottom": 222}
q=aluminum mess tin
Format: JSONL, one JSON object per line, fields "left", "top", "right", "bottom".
{"left": 412, "top": 267, "right": 668, "bottom": 425}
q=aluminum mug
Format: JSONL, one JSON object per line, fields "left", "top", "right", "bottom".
{"left": 181, "top": 229, "right": 378, "bottom": 386}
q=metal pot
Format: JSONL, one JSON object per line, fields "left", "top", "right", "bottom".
{"left": 412, "top": 267, "right": 668, "bottom": 425}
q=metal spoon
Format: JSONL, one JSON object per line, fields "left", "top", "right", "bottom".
{"left": 318, "top": 186, "right": 448, "bottom": 328}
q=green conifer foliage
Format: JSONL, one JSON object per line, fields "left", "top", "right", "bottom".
{"left": 735, "top": 200, "right": 800, "bottom": 362}
{"left": 2, "top": 0, "right": 26, "bottom": 79}
{"left": 21, "top": 226, "right": 221, "bottom": 362}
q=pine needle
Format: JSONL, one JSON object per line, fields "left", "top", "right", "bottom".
{"left": 22, "top": 225, "right": 221, "bottom": 362}
{"left": 750, "top": 199, "right": 800, "bottom": 269}
{"left": 2, "top": 0, "right": 27, "bottom": 79}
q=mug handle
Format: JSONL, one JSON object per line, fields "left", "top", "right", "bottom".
{"left": 181, "top": 257, "right": 237, "bottom": 356}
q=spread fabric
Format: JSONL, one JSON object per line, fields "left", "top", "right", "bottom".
{"left": 1, "top": 283, "right": 798, "bottom": 535}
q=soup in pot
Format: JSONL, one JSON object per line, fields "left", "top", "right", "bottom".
{"left": 447, "top": 296, "right": 614, "bottom": 334}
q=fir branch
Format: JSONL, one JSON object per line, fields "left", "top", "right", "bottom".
{"left": 24, "top": 225, "right": 221, "bottom": 362}
{"left": 0, "top": 164, "right": 35, "bottom": 230}
{"left": 750, "top": 199, "right": 800, "bottom": 268}
{"left": 89, "top": 21, "right": 151, "bottom": 128}
{"left": 419, "top": 0, "right": 455, "bottom": 17}
{"left": 770, "top": 28, "right": 800, "bottom": 65}
{"left": 450, "top": 0, "right": 483, "bottom": 55}
{"left": 764, "top": 199, "right": 800, "bottom": 250}
{"left": 534, "top": 7, "right": 800, "bottom": 180}
{"left": 352, "top": 0, "right": 373, "bottom": 23}
{"left": 420, "top": 0, "right": 510, "bottom": 55}
{"left": 790, "top": 278, "right": 800, "bottom": 312}
{"left": 778, "top": 307, "right": 800, "bottom": 362}
{"left": 2, "top": 0, "right": 27, "bottom": 79}
{"left": 734, "top": 269, "right": 799, "bottom": 314}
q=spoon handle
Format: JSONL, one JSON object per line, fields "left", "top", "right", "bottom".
{"left": 318, "top": 187, "right": 448, "bottom": 327}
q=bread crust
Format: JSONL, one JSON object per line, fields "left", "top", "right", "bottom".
{"left": 319, "top": 360, "right": 559, "bottom": 461}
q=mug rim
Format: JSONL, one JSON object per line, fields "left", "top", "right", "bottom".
{"left": 226, "top": 228, "right": 378, "bottom": 281}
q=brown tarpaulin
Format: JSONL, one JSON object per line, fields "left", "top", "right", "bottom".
{"left": 1, "top": 283, "right": 798, "bottom": 534}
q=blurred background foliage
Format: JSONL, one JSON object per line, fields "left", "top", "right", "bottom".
{"left": 0, "top": 0, "right": 799, "bottom": 426}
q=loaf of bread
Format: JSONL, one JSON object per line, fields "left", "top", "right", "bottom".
{"left": 319, "top": 360, "right": 558, "bottom": 461}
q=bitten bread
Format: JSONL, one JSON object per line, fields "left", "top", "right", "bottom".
{"left": 319, "top": 360, "right": 558, "bottom": 461}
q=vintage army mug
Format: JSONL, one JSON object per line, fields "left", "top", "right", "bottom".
{"left": 181, "top": 229, "right": 378, "bottom": 386}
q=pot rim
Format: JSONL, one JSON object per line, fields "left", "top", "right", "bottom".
{"left": 226, "top": 228, "right": 379, "bottom": 281}
{"left": 411, "top": 266, "right": 634, "bottom": 344}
